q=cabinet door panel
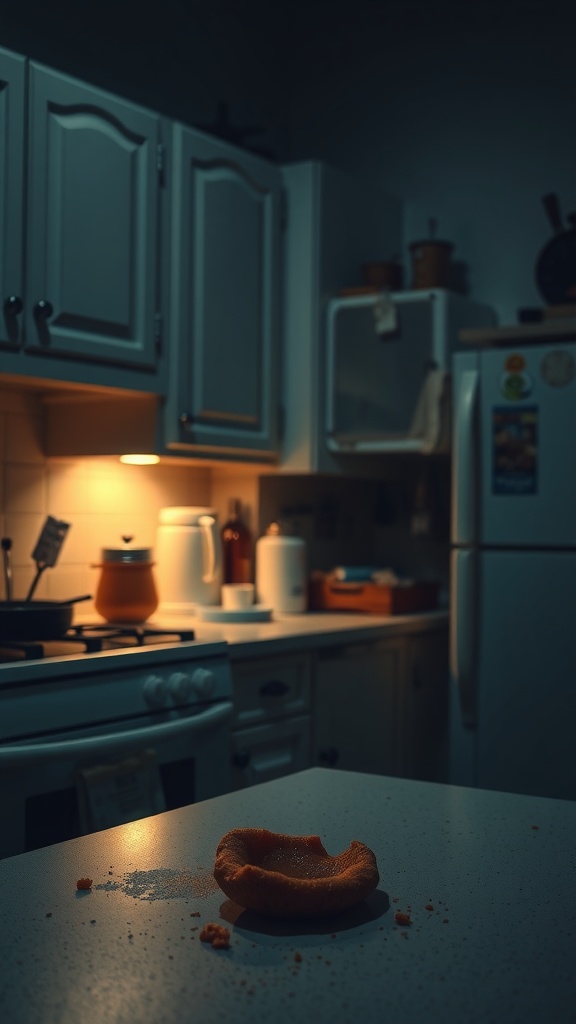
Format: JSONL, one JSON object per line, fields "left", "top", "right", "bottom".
{"left": 166, "top": 125, "right": 281, "bottom": 456}
{"left": 398, "top": 629, "right": 449, "bottom": 782}
{"left": 313, "top": 641, "right": 403, "bottom": 776}
{"left": 0, "top": 48, "right": 25, "bottom": 350}
{"left": 26, "top": 64, "right": 160, "bottom": 368}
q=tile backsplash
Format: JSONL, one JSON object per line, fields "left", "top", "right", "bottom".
{"left": 0, "top": 387, "right": 450, "bottom": 614}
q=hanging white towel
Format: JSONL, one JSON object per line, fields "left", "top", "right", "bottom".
{"left": 408, "top": 370, "right": 451, "bottom": 453}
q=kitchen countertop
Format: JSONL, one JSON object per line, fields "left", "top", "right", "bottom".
{"left": 152, "top": 609, "right": 449, "bottom": 659}
{"left": 0, "top": 767, "right": 573, "bottom": 1024}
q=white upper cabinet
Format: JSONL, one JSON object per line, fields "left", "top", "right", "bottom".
{"left": 0, "top": 48, "right": 25, "bottom": 348}
{"left": 1, "top": 56, "right": 163, "bottom": 391}
{"left": 162, "top": 123, "right": 282, "bottom": 461}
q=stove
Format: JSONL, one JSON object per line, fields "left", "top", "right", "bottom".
{"left": 0, "top": 621, "right": 235, "bottom": 858}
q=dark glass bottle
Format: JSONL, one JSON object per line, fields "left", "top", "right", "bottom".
{"left": 221, "top": 498, "right": 252, "bottom": 584}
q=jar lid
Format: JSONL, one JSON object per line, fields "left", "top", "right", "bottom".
{"left": 101, "top": 537, "right": 153, "bottom": 563}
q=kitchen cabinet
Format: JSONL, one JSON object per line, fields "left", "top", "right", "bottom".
{"left": 230, "top": 653, "right": 312, "bottom": 788}
{"left": 1, "top": 54, "right": 163, "bottom": 392}
{"left": 396, "top": 627, "right": 449, "bottom": 782}
{"left": 312, "top": 626, "right": 449, "bottom": 782}
{"left": 162, "top": 123, "right": 282, "bottom": 461}
{"left": 0, "top": 47, "right": 26, "bottom": 350}
{"left": 312, "top": 638, "right": 403, "bottom": 776}
{"left": 280, "top": 161, "right": 403, "bottom": 472}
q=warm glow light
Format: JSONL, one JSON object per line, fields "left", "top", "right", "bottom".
{"left": 119, "top": 454, "right": 160, "bottom": 465}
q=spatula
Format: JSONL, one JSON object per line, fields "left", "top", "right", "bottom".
{"left": 26, "top": 516, "right": 71, "bottom": 601}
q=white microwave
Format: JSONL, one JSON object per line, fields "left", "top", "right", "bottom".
{"left": 325, "top": 288, "right": 495, "bottom": 454}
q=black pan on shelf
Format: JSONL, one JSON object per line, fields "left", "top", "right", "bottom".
{"left": 535, "top": 193, "right": 576, "bottom": 306}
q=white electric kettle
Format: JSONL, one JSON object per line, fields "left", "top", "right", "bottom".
{"left": 155, "top": 507, "right": 222, "bottom": 613}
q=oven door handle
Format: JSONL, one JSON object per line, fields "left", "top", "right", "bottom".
{"left": 0, "top": 701, "right": 234, "bottom": 765}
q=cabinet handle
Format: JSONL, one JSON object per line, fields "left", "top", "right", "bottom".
{"left": 33, "top": 299, "right": 54, "bottom": 320}
{"left": 259, "top": 679, "right": 290, "bottom": 697}
{"left": 319, "top": 747, "right": 339, "bottom": 767}
{"left": 233, "top": 750, "right": 251, "bottom": 769}
{"left": 3, "top": 295, "right": 23, "bottom": 317}
{"left": 179, "top": 413, "right": 195, "bottom": 427}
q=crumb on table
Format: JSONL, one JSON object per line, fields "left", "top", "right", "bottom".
{"left": 199, "top": 922, "right": 231, "bottom": 949}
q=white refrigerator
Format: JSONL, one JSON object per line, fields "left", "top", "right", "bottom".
{"left": 450, "top": 344, "right": 576, "bottom": 801}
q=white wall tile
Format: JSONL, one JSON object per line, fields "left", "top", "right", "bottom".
{"left": 4, "top": 465, "right": 48, "bottom": 515}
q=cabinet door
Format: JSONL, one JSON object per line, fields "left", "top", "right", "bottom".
{"left": 0, "top": 48, "right": 25, "bottom": 350}
{"left": 165, "top": 124, "right": 281, "bottom": 457}
{"left": 397, "top": 628, "right": 449, "bottom": 782}
{"left": 25, "top": 63, "right": 161, "bottom": 370}
{"left": 312, "top": 640, "right": 403, "bottom": 776}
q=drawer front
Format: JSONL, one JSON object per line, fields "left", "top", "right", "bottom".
{"left": 231, "top": 715, "right": 311, "bottom": 790}
{"left": 232, "top": 655, "right": 311, "bottom": 727}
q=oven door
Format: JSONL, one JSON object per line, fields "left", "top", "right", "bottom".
{"left": 0, "top": 701, "right": 233, "bottom": 859}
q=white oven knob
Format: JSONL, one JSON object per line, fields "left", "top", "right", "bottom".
{"left": 143, "top": 674, "right": 168, "bottom": 707}
{"left": 191, "top": 667, "right": 216, "bottom": 698}
{"left": 168, "top": 671, "right": 193, "bottom": 702}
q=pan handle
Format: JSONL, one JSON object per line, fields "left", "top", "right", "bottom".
{"left": 542, "top": 192, "right": 564, "bottom": 234}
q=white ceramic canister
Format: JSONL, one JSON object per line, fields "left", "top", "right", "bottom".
{"left": 255, "top": 523, "right": 307, "bottom": 614}
{"left": 155, "top": 507, "right": 223, "bottom": 613}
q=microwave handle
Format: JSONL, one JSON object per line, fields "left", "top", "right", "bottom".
{"left": 0, "top": 701, "right": 233, "bottom": 766}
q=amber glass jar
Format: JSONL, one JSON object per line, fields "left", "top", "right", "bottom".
{"left": 94, "top": 541, "right": 158, "bottom": 623}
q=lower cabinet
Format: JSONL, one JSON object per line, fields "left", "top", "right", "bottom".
{"left": 312, "top": 639, "right": 403, "bottom": 777}
{"left": 230, "top": 653, "right": 312, "bottom": 790}
{"left": 396, "top": 628, "right": 450, "bottom": 783}
{"left": 229, "top": 626, "right": 449, "bottom": 791}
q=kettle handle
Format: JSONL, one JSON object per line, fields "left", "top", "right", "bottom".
{"left": 199, "top": 515, "right": 220, "bottom": 583}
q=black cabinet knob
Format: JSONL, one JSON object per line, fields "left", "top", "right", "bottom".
{"left": 33, "top": 299, "right": 54, "bottom": 320}
{"left": 179, "top": 413, "right": 194, "bottom": 426}
{"left": 259, "top": 679, "right": 290, "bottom": 698}
{"left": 3, "top": 295, "right": 23, "bottom": 316}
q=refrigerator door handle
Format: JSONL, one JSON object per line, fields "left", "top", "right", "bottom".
{"left": 450, "top": 548, "right": 476, "bottom": 726}
{"left": 453, "top": 368, "right": 479, "bottom": 545}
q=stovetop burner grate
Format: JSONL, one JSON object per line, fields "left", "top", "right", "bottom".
{"left": 0, "top": 624, "right": 196, "bottom": 662}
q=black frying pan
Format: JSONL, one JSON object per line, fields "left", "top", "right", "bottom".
{"left": 0, "top": 597, "right": 91, "bottom": 642}
{"left": 535, "top": 193, "right": 576, "bottom": 306}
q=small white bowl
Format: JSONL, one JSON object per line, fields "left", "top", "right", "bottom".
{"left": 221, "top": 583, "right": 255, "bottom": 610}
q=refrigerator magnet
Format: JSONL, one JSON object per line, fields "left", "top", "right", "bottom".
{"left": 492, "top": 406, "right": 538, "bottom": 495}
{"left": 540, "top": 350, "right": 575, "bottom": 387}
{"left": 500, "top": 370, "right": 532, "bottom": 401}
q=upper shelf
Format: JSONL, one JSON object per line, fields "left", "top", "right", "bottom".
{"left": 460, "top": 316, "right": 576, "bottom": 347}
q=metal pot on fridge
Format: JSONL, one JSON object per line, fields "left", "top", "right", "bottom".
{"left": 255, "top": 522, "right": 307, "bottom": 614}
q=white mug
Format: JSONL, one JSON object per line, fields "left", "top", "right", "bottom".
{"left": 221, "top": 583, "right": 255, "bottom": 610}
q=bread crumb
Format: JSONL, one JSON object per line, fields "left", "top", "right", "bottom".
{"left": 199, "top": 922, "right": 231, "bottom": 949}
{"left": 76, "top": 878, "right": 93, "bottom": 890}
{"left": 394, "top": 911, "right": 411, "bottom": 926}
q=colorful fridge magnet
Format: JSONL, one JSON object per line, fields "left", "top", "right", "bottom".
{"left": 492, "top": 406, "right": 538, "bottom": 495}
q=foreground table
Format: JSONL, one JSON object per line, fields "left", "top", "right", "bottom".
{"left": 0, "top": 768, "right": 574, "bottom": 1024}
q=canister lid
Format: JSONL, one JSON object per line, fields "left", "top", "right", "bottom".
{"left": 101, "top": 537, "right": 153, "bottom": 563}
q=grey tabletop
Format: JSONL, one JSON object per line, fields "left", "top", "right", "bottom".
{"left": 0, "top": 768, "right": 574, "bottom": 1024}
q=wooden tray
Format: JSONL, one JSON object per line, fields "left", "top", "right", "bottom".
{"left": 308, "top": 574, "right": 440, "bottom": 615}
